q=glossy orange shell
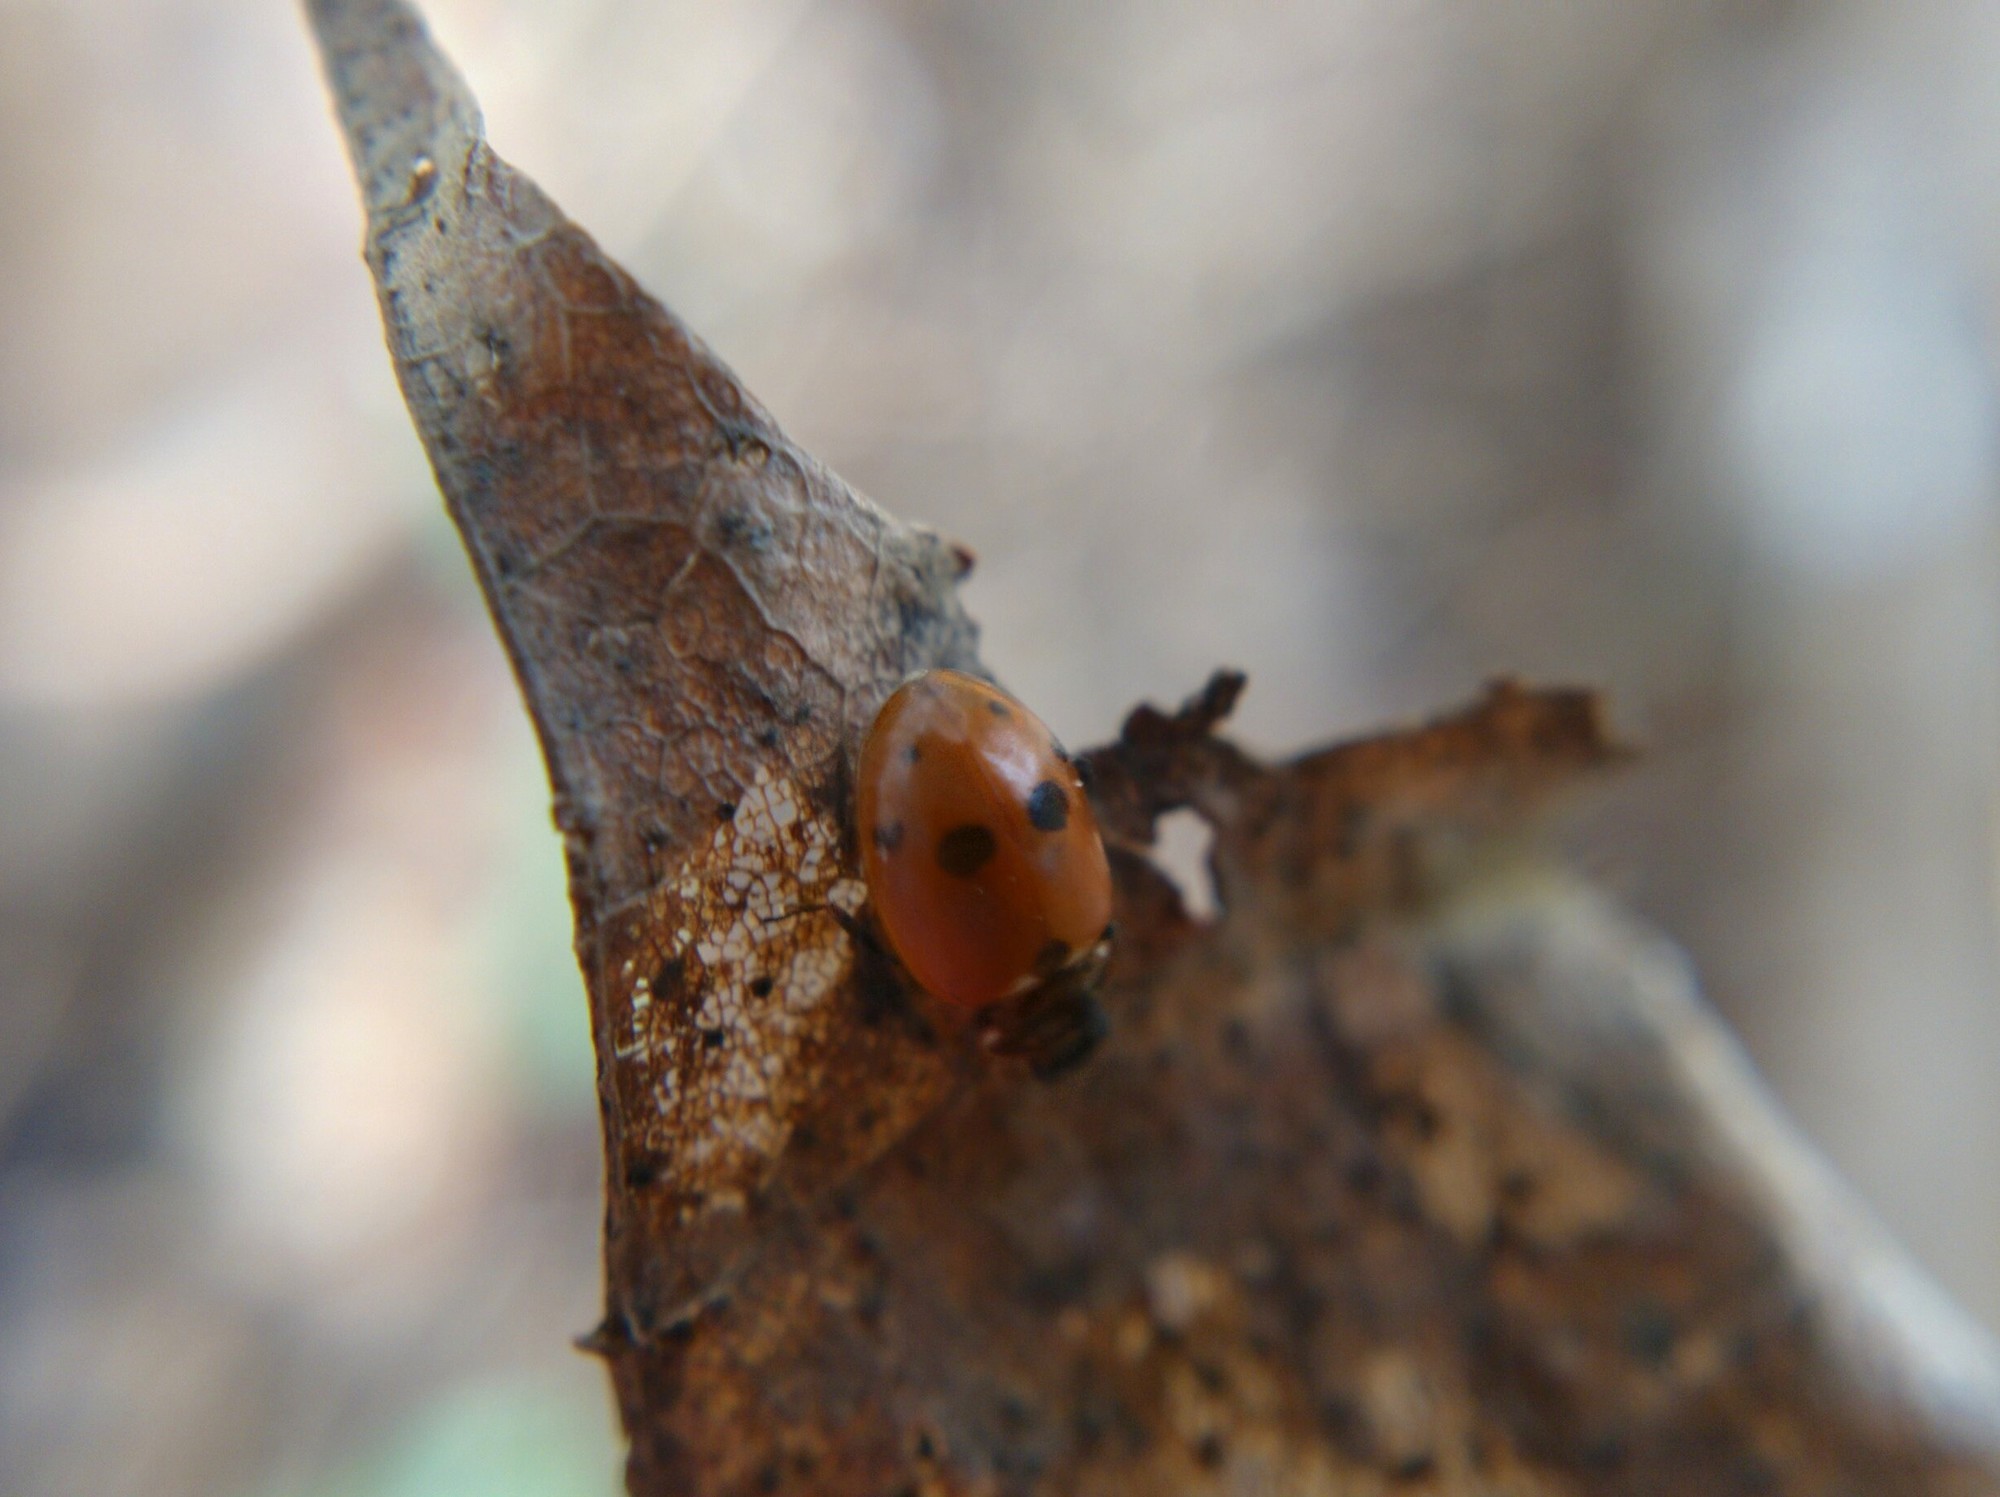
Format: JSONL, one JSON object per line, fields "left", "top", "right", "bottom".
{"left": 857, "top": 670, "right": 1113, "bottom": 1011}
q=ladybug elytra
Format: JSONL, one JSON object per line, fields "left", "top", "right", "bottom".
{"left": 856, "top": 669, "right": 1114, "bottom": 1075}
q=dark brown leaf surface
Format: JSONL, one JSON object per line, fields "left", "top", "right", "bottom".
{"left": 307, "top": 3, "right": 2000, "bottom": 1492}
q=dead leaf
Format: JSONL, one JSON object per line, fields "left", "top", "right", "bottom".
{"left": 307, "top": 3, "right": 2000, "bottom": 1492}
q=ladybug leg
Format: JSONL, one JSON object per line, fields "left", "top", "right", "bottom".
{"left": 824, "top": 901, "right": 892, "bottom": 961}
{"left": 759, "top": 896, "right": 881, "bottom": 954}
{"left": 820, "top": 900, "right": 938, "bottom": 1039}
{"left": 768, "top": 900, "right": 913, "bottom": 999}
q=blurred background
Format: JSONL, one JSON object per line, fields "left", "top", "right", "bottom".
{"left": 3, "top": 0, "right": 1999, "bottom": 1492}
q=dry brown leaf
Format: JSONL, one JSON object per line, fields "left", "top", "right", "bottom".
{"left": 306, "top": 3, "right": 2000, "bottom": 1492}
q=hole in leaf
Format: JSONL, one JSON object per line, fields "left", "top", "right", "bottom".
{"left": 1147, "top": 807, "right": 1219, "bottom": 923}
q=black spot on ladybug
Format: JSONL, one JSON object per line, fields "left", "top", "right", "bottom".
{"left": 936, "top": 823, "right": 998, "bottom": 878}
{"left": 905, "top": 743, "right": 922, "bottom": 765}
{"left": 749, "top": 975, "right": 774, "bottom": 998}
{"left": 987, "top": 699, "right": 1011, "bottom": 718}
{"left": 873, "top": 821, "right": 906, "bottom": 853}
{"left": 1026, "top": 780, "right": 1070, "bottom": 832}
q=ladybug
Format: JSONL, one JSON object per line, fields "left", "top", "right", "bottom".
{"left": 856, "top": 668, "right": 1114, "bottom": 1077}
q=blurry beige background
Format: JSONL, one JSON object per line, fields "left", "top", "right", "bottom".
{"left": 3, "top": 1, "right": 1999, "bottom": 1494}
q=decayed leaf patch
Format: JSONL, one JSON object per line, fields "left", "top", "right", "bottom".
{"left": 609, "top": 768, "right": 868, "bottom": 1211}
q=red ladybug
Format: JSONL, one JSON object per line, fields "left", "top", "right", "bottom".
{"left": 857, "top": 669, "right": 1114, "bottom": 1075}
